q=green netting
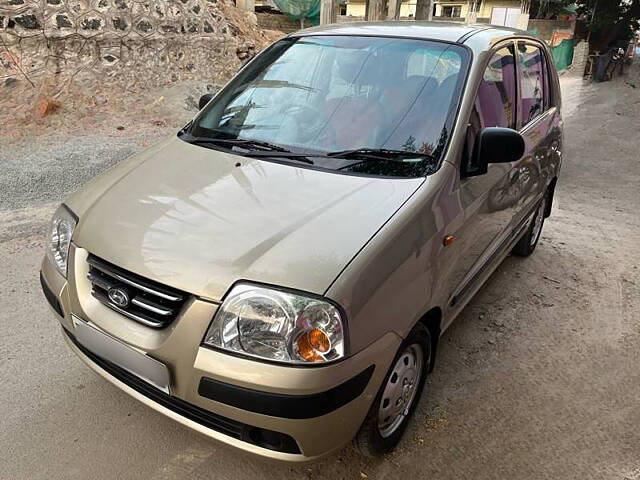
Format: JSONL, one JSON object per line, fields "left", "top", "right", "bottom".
{"left": 551, "top": 38, "right": 574, "bottom": 71}
{"left": 272, "top": 0, "right": 320, "bottom": 25}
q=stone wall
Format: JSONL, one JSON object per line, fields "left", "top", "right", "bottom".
{"left": 255, "top": 11, "right": 299, "bottom": 33}
{"left": 0, "top": 0, "right": 270, "bottom": 95}
{"left": 569, "top": 40, "right": 589, "bottom": 77}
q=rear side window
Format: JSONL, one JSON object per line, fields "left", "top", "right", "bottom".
{"left": 518, "top": 43, "right": 547, "bottom": 126}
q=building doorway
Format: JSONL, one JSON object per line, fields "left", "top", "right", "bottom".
{"left": 491, "top": 7, "right": 521, "bottom": 28}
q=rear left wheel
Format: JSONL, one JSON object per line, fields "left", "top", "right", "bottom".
{"left": 512, "top": 195, "right": 547, "bottom": 257}
{"left": 354, "top": 324, "right": 431, "bottom": 457}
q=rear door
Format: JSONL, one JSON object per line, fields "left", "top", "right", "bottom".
{"left": 511, "top": 40, "right": 561, "bottom": 228}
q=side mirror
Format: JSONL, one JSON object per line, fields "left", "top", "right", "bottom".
{"left": 466, "top": 127, "right": 525, "bottom": 177}
{"left": 199, "top": 93, "right": 214, "bottom": 110}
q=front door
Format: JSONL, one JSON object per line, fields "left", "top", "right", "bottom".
{"left": 442, "top": 43, "right": 521, "bottom": 319}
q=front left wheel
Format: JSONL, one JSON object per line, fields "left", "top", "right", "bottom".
{"left": 354, "top": 324, "right": 431, "bottom": 457}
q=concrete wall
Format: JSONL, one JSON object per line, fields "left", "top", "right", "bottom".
{"left": 344, "top": 2, "right": 365, "bottom": 17}
{"left": 569, "top": 39, "right": 589, "bottom": 77}
{"left": 0, "top": 0, "right": 264, "bottom": 94}
{"left": 432, "top": 0, "right": 522, "bottom": 19}
{"left": 346, "top": 1, "right": 417, "bottom": 18}
{"left": 344, "top": 0, "right": 527, "bottom": 22}
{"left": 476, "top": 0, "right": 521, "bottom": 18}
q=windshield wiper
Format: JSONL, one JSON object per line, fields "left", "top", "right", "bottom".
{"left": 327, "top": 148, "right": 432, "bottom": 162}
{"left": 184, "top": 135, "right": 430, "bottom": 168}
{"left": 187, "top": 137, "right": 290, "bottom": 153}
{"left": 239, "top": 150, "right": 315, "bottom": 164}
{"left": 185, "top": 136, "right": 315, "bottom": 164}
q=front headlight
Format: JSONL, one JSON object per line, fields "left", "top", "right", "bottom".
{"left": 203, "top": 283, "right": 346, "bottom": 365}
{"left": 47, "top": 204, "right": 77, "bottom": 278}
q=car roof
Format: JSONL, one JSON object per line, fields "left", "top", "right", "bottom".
{"left": 291, "top": 21, "right": 527, "bottom": 46}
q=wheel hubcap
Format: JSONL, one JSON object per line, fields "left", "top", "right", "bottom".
{"left": 530, "top": 197, "right": 546, "bottom": 247}
{"left": 377, "top": 344, "right": 424, "bottom": 438}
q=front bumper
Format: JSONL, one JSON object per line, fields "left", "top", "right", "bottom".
{"left": 41, "top": 247, "right": 401, "bottom": 461}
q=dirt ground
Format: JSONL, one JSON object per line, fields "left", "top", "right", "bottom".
{"left": 1, "top": 66, "right": 639, "bottom": 480}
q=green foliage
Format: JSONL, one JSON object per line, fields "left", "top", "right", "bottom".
{"left": 574, "top": 0, "right": 640, "bottom": 48}
{"left": 530, "top": 0, "right": 574, "bottom": 19}
{"left": 576, "top": 0, "right": 640, "bottom": 36}
{"left": 401, "top": 136, "right": 417, "bottom": 153}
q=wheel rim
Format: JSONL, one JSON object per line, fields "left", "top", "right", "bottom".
{"left": 377, "top": 344, "right": 424, "bottom": 438}
{"left": 530, "top": 197, "right": 546, "bottom": 247}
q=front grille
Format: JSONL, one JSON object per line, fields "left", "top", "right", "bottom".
{"left": 63, "top": 328, "right": 301, "bottom": 454}
{"left": 87, "top": 254, "right": 188, "bottom": 328}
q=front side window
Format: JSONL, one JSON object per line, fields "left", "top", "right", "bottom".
{"left": 463, "top": 46, "right": 517, "bottom": 175}
{"left": 476, "top": 46, "right": 517, "bottom": 129}
{"left": 518, "top": 43, "right": 547, "bottom": 127}
{"left": 188, "top": 35, "right": 470, "bottom": 177}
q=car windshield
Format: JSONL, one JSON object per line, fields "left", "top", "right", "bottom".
{"left": 188, "top": 35, "right": 470, "bottom": 177}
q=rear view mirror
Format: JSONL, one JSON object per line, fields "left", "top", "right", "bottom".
{"left": 467, "top": 127, "right": 525, "bottom": 176}
{"left": 199, "top": 94, "right": 214, "bottom": 110}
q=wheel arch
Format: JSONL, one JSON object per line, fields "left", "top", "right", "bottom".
{"left": 544, "top": 176, "right": 558, "bottom": 218}
{"left": 417, "top": 307, "right": 442, "bottom": 373}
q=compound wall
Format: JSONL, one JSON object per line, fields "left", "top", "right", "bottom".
{"left": 0, "top": 0, "right": 264, "bottom": 93}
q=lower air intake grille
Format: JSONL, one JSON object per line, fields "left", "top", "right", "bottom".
{"left": 63, "top": 329, "right": 301, "bottom": 454}
{"left": 87, "top": 254, "right": 188, "bottom": 328}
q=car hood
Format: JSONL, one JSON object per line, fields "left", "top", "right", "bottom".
{"left": 72, "top": 137, "right": 424, "bottom": 301}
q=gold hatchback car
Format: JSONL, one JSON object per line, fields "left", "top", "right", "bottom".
{"left": 40, "top": 22, "right": 562, "bottom": 461}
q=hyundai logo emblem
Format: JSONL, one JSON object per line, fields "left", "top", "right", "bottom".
{"left": 108, "top": 287, "right": 130, "bottom": 308}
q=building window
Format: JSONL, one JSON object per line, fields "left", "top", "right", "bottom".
{"left": 441, "top": 5, "right": 462, "bottom": 17}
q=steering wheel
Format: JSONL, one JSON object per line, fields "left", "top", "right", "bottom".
{"left": 280, "top": 103, "right": 325, "bottom": 144}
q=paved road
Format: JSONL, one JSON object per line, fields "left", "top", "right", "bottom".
{"left": 1, "top": 69, "right": 640, "bottom": 480}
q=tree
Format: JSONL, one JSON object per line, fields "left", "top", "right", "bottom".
{"left": 415, "top": 0, "right": 433, "bottom": 20}
{"left": 528, "top": 0, "right": 574, "bottom": 19}
{"left": 575, "top": 0, "right": 640, "bottom": 50}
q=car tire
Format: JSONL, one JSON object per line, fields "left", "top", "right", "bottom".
{"left": 354, "top": 324, "right": 431, "bottom": 457}
{"left": 512, "top": 195, "right": 548, "bottom": 257}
